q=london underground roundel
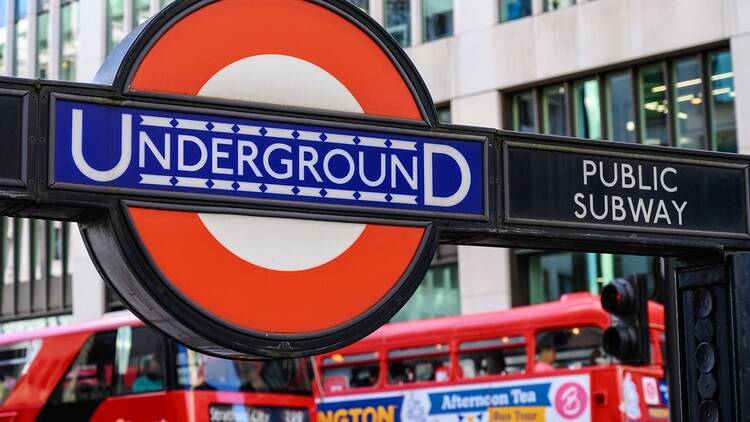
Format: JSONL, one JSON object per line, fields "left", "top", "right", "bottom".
{"left": 55, "top": 0, "right": 489, "bottom": 358}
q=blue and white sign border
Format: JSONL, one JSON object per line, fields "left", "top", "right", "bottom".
{"left": 48, "top": 93, "right": 491, "bottom": 222}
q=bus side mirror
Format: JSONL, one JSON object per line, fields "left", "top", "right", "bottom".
{"left": 601, "top": 275, "right": 651, "bottom": 365}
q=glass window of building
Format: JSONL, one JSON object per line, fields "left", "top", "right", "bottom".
{"left": 347, "top": 0, "right": 368, "bottom": 12}
{"left": 500, "top": 0, "right": 531, "bottom": 23}
{"left": 520, "top": 251, "right": 650, "bottom": 305}
{"left": 542, "top": 84, "right": 567, "bottom": 136}
{"left": 392, "top": 245, "right": 459, "bottom": 322}
{"left": 13, "top": 0, "right": 28, "bottom": 77}
{"left": 2, "top": 218, "right": 14, "bottom": 288}
{"left": 36, "top": 0, "right": 49, "bottom": 78}
{"left": 606, "top": 71, "right": 636, "bottom": 142}
{"left": 0, "top": 0, "right": 6, "bottom": 74}
{"left": 544, "top": 0, "right": 575, "bottom": 12}
{"left": 134, "top": 0, "right": 150, "bottom": 26}
{"left": 60, "top": 0, "right": 78, "bottom": 81}
{"left": 48, "top": 221, "right": 67, "bottom": 279}
{"left": 107, "top": 0, "right": 124, "bottom": 54}
{"left": 422, "top": 0, "right": 452, "bottom": 42}
{"left": 0, "top": 217, "right": 72, "bottom": 320}
{"left": 392, "top": 264, "right": 459, "bottom": 321}
{"left": 574, "top": 78, "right": 601, "bottom": 139}
{"left": 436, "top": 103, "right": 451, "bottom": 123}
{"left": 673, "top": 56, "right": 706, "bottom": 149}
{"left": 511, "top": 90, "right": 536, "bottom": 132}
{"left": 29, "top": 220, "right": 43, "bottom": 285}
{"left": 505, "top": 48, "right": 733, "bottom": 151}
{"left": 639, "top": 64, "right": 669, "bottom": 146}
{"left": 160, "top": 0, "right": 174, "bottom": 7}
{"left": 709, "top": 50, "right": 737, "bottom": 152}
{"left": 384, "top": 0, "right": 410, "bottom": 48}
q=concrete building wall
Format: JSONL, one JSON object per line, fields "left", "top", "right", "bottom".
{"left": 405, "top": 0, "right": 737, "bottom": 104}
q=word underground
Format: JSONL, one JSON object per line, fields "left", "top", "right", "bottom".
{"left": 55, "top": 101, "right": 482, "bottom": 215}
{"left": 573, "top": 160, "right": 688, "bottom": 226}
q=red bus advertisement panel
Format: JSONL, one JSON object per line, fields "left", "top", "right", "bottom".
{"left": 318, "top": 373, "right": 593, "bottom": 421}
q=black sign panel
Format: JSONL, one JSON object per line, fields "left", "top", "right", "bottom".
{"left": 504, "top": 141, "right": 750, "bottom": 238}
{"left": 0, "top": 90, "right": 27, "bottom": 185}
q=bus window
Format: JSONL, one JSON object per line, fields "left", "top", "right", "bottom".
{"left": 535, "top": 327, "right": 609, "bottom": 371}
{"left": 458, "top": 336, "right": 526, "bottom": 378}
{"left": 387, "top": 344, "right": 449, "bottom": 384}
{"left": 0, "top": 340, "right": 41, "bottom": 404}
{"left": 321, "top": 352, "right": 379, "bottom": 391}
{"left": 176, "top": 346, "right": 312, "bottom": 394}
{"left": 50, "top": 330, "right": 117, "bottom": 403}
{"left": 114, "top": 326, "right": 166, "bottom": 395}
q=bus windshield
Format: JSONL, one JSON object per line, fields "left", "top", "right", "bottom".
{"left": 175, "top": 346, "right": 312, "bottom": 395}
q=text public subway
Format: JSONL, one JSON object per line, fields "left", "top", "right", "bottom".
{"left": 573, "top": 160, "right": 688, "bottom": 226}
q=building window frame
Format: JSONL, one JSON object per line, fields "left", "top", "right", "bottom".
{"left": 106, "top": 0, "right": 125, "bottom": 55}
{"left": 392, "top": 245, "right": 459, "bottom": 322}
{"left": 12, "top": 0, "right": 28, "bottom": 77}
{"left": 59, "top": 0, "right": 78, "bottom": 81}
{"left": 503, "top": 43, "right": 736, "bottom": 153}
{"left": 499, "top": 0, "right": 532, "bottom": 23}
{"left": 35, "top": 0, "right": 49, "bottom": 79}
{"left": 436, "top": 102, "right": 451, "bottom": 124}
{"left": 543, "top": 0, "right": 576, "bottom": 13}
{"left": 384, "top": 0, "right": 410, "bottom": 48}
{"left": 510, "top": 249, "right": 658, "bottom": 306}
{"left": 0, "top": 217, "right": 72, "bottom": 322}
{"left": 422, "top": 0, "right": 453, "bottom": 43}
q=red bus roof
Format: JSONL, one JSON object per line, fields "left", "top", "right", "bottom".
{"left": 324, "top": 293, "right": 664, "bottom": 356}
{"left": 0, "top": 293, "right": 665, "bottom": 351}
{"left": 0, "top": 311, "right": 143, "bottom": 345}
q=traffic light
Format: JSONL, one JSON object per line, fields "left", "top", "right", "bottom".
{"left": 600, "top": 274, "right": 650, "bottom": 365}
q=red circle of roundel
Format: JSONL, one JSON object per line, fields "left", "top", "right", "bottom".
{"left": 129, "top": 208, "right": 425, "bottom": 334}
{"left": 130, "top": 0, "right": 423, "bottom": 121}
{"left": 124, "top": 0, "right": 431, "bottom": 335}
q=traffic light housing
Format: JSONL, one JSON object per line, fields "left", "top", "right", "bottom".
{"left": 601, "top": 275, "right": 650, "bottom": 365}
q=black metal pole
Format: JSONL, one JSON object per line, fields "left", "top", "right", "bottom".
{"left": 668, "top": 253, "right": 741, "bottom": 421}
{"left": 728, "top": 252, "right": 750, "bottom": 422}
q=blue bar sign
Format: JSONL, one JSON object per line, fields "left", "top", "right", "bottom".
{"left": 53, "top": 100, "right": 485, "bottom": 216}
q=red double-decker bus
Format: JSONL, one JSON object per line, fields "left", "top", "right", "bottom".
{"left": 0, "top": 313, "right": 314, "bottom": 421}
{"left": 314, "top": 293, "right": 668, "bottom": 422}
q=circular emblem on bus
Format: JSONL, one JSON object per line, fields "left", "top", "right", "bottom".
{"left": 554, "top": 382, "right": 588, "bottom": 419}
{"left": 54, "top": 0, "right": 489, "bottom": 358}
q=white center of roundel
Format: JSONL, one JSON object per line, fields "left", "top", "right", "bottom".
{"left": 198, "top": 214, "right": 366, "bottom": 272}
{"left": 196, "top": 54, "right": 367, "bottom": 272}
{"left": 198, "top": 54, "right": 364, "bottom": 114}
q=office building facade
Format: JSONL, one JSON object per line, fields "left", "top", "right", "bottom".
{"left": 0, "top": 0, "right": 746, "bottom": 330}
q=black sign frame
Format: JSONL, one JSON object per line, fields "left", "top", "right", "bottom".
{"left": 491, "top": 132, "right": 750, "bottom": 254}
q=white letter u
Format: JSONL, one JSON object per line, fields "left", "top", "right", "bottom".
{"left": 71, "top": 108, "right": 132, "bottom": 182}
